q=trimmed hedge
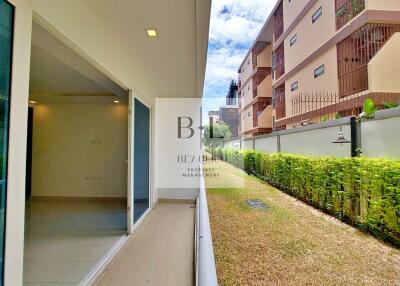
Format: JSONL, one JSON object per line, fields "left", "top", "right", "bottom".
{"left": 211, "top": 147, "right": 400, "bottom": 246}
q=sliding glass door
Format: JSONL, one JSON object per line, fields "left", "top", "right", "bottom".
{"left": 133, "top": 98, "right": 150, "bottom": 223}
{"left": 0, "top": 0, "right": 14, "bottom": 283}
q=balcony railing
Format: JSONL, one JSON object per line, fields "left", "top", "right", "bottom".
{"left": 275, "top": 91, "right": 400, "bottom": 128}
{"left": 273, "top": 44, "right": 285, "bottom": 79}
{"left": 275, "top": 85, "right": 286, "bottom": 120}
{"left": 335, "top": 0, "right": 365, "bottom": 30}
{"left": 196, "top": 175, "right": 218, "bottom": 286}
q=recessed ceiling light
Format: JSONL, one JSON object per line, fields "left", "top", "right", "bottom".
{"left": 114, "top": 100, "right": 120, "bottom": 103}
{"left": 146, "top": 29, "right": 158, "bottom": 37}
{"left": 29, "top": 100, "right": 37, "bottom": 104}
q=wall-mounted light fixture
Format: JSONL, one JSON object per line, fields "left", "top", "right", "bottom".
{"left": 29, "top": 100, "right": 37, "bottom": 104}
{"left": 113, "top": 100, "right": 120, "bottom": 104}
{"left": 332, "top": 125, "right": 351, "bottom": 145}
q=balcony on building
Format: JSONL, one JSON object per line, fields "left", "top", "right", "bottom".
{"left": 335, "top": 0, "right": 365, "bottom": 30}
{"left": 252, "top": 41, "right": 271, "bottom": 70}
{"left": 337, "top": 23, "right": 400, "bottom": 97}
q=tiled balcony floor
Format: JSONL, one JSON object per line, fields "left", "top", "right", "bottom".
{"left": 95, "top": 202, "right": 195, "bottom": 286}
{"left": 23, "top": 199, "right": 127, "bottom": 286}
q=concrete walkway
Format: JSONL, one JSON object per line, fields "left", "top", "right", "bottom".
{"left": 95, "top": 203, "right": 195, "bottom": 286}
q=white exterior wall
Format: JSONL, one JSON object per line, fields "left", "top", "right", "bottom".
{"left": 361, "top": 116, "right": 400, "bottom": 159}
{"left": 254, "top": 136, "right": 278, "bottom": 153}
{"left": 225, "top": 140, "right": 241, "bottom": 149}
{"left": 242, "top": 139, "right": 254, "bottom": 150}
{"left": 280, "top": 125, "right": 352, "bottom": 157}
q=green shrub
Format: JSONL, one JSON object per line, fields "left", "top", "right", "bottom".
{"left": 211, "top": 148, "right": 400, "bottom": 245}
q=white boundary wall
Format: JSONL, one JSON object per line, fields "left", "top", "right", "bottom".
{"left": 361, "top": 108, "right": 400, "bottom": 159}
{"left": 254, "top": 136, "right": 278, "bottom": 153}
{"left": 279, "top": 125, "right": 352, "bottom": 157}
{"left": 229, "top": 118, "right": 353, "bottom": 158}
{"left": 225, "top": 109, "right": 400, "bottom": 159}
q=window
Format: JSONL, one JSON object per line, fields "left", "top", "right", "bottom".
{"left": 291, "top": 81, "right": 299, "bottom": 92}
{"left": 0, "top": 0, "right": 14, "bottom": 282}
{"left": 290, "top": 34, "right": 297, "bottom": 46}
{"left": 314, "top": 65, "right": 325, "bottom": 78}
{"left": 247, "top": 58, "right": 250, "bottom": 65}
{"left": 312, "top": 7, "right": 322, "bottom": 23}
{"left": 248, "top": 112, "right": 251, "bottom": 117}
{"left": 248, "top": 85, "right": 250, "bottom": 91}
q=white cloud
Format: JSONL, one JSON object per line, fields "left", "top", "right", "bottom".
{"left": 209, "top": 0, "right": 276, "bottom": 45}
{"left": 204, "top": 0, "right": 277, "bottom": 98}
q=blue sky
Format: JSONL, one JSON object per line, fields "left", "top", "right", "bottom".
{"left": 202, "top": 0, "right": 277, "bottom": 118}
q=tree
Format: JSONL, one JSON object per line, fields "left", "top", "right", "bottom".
{"left": 203, "top": 121, "right": 232, "bottom": 148}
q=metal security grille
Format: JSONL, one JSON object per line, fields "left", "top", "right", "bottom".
{"left": 337, "top": 23, "right": 400, "bottom": 97}
{"left": 286, "top": 91, "right": 400, "bottom": 127}
{"left": 274, "top": 44, "right": 285, "bottom": 80}
{"left": 274, "top": 2, "right": 284, "bottom": 39}
{"left": 275, "top": 84, "right": 286, "bottom": 120}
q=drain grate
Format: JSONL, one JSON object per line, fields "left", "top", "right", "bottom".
{"left": 245, "top": 199, "right": 268, "bottom": 210}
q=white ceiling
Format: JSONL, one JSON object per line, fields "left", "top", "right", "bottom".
{"left": 30, "top": 44, "right": 112, "bottom": 97}
{"left": 30, "top": 21, "right": 128, "bottom": 104}
{"left": 30, "top": 0, "right": 211, "bottom": 101}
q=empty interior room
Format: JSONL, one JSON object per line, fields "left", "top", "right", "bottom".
{"left": 23, "top": 21, "right": 130, "bottom": 285}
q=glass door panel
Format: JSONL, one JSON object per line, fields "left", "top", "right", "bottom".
{"left": 0, "top": 0, "right": 14, "bottom": 283}
{"left": 133, "top": 99, "right": 150, "bottom": 223}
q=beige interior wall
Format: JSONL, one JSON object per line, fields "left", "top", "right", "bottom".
{"left": 284, "top": 0, "right": 336, "bottom": 73}
{"left": 31, "top": 101, "right": 128, "bottom": 198}
{"left": 285, "top": 46, "right": 339, "bottom": 118}
{"left": 283, "top": 0, "right": 309, "bottom": 30}
{"left": 368, "top": 33, "right": 400, "bottom": 93}
{"left": 366, "top": 0, "right": 400, "bottom": 11}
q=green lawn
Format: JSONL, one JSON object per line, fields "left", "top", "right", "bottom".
{"left": 205, "top": 159, "right": 400, "bottom": 286}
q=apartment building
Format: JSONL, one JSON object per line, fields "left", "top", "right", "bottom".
{"left": 241, "top": 0, "right": 400, "bottom": 131}
{"left": 238, "top": 41, "right": 274, "bottom": 137}
{"left": 208, "top": 110, "right": 220, "bottom": 124}
{"left": 219, "top": 80, "right": 239, "bottom": 137}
